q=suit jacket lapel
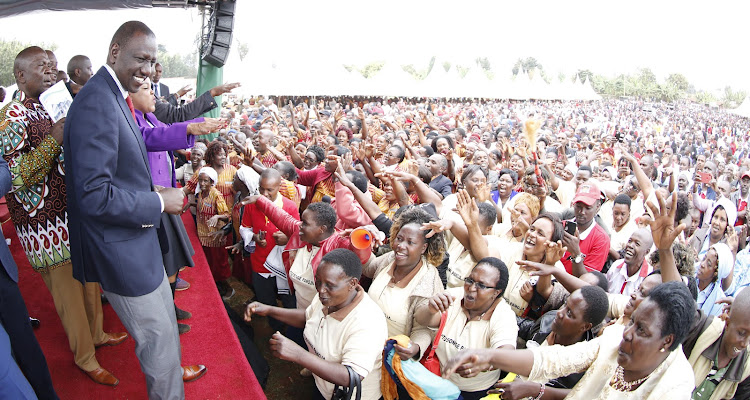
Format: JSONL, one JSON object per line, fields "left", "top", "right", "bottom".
{"left": 99, "top": 67, "right": 152, "bottom": 180}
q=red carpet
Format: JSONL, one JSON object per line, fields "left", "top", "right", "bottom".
{"left": 6, "top": 211, "right": 266, "bottom": 399}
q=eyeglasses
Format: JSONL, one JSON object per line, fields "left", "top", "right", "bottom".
{"left": 464, "top": 277, "right": 496, "bottom": 290}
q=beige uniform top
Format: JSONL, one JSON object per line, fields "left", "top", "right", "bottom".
{"left": 304, "top": 288, "right": 388, "bottom": 400}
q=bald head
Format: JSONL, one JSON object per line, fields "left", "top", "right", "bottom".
{"left": 731, "top": 287, "right": 750, "bottom": 320}
{"left": 625, "top": 228, "right": 653, "bottom": 267}
{"left": 14, "top": 46, "right": 46, "bottom": 75}
{"left": 13, "top": 46, "right": 53, "bottom": 98}
{"left": 67, "top": 55, "right": 93, "bottom": 85}
{"left": 258, "top": 129, "right": 274, "bottom": 152}
{"left": 259, "top": 168, "right": 282, "bottom": 201}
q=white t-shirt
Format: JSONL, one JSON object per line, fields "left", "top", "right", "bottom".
{"left": 606, "top": 259, "right": 652, "bottom": 297}
{"left": 304, "top": 289, "right": 388, "bottom": 400}
{"left": 368, "top": 262, "right": 429, "bottom": 337}
{"left": 446, "top": 235, "right": 504, "bottom": 289}
{"left": 289, "top": 246, "right": 320, "bottom": 310}
{"left": 435, "top": 287, "right": 518, "bottom": 391}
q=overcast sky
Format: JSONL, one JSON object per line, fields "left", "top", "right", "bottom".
{"left": 1, "top": 0, "right": 748, "bottom": 92}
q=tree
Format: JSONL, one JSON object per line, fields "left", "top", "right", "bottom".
{"left": 359, "top": 62, "right": 385, "bottom": 78}
{"left": 157, "top": 46, "right": 197, "bottom": 78}
{"left": 0, "top": 39, "right": 57, "bottom": 87}
{"left": 442, "top": 61, "right": 451, "bottom": 72}
{"left": 402, "top": 56, "right": 436, "bottom": 80}
{"left": 577, "top": 69, "right": 593, "bottom": 83}
{"left": 236, "top": 40, "right": 249, "bottom": 61}
{"left": 722, "top": 86, "right": 747, "bottom": 107}
{"left": 557, "top": 72, "right": 566, "bottom": 83}
{"left": 455, "top": 65, "right": 469, "bottom": 78}
{"left": 666, "top": 73, "right": 689, "bottom": 92}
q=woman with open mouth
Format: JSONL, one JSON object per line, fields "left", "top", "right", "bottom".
{"left": 442, "top": 281, "right": 697, "bottom": 399}
{"left": 362, "top": 207, "right": 447, "bottom": 370}
{"left": 414, "top": 257, "right": 517, "bottom": 400}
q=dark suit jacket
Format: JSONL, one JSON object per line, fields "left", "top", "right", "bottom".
{"left": 64, "top": 66, "right": 164, "bottom": 297}
{"left": 0, "top": 157, "right": 19, "bottom": 283}
{"left": 153, "top": 90, "right": 217, "bottom": 124}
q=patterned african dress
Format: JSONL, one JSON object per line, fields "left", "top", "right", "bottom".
{"left": 184, "top": 164, "right": 237, "bottom": 210}
{"left": 0, "top": 91, "right": 69, "bottom": 271}
{"left": 254, "top": 149, "right": 278, "bottom": 168}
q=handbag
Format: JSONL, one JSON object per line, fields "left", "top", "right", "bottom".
{"left": 420, "top": 311, "right": 448, "bottom": 376}
{"left": 331, "top": 365, "right": 362, "bottom": 400}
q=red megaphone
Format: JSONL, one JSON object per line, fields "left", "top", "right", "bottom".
{"left": 350, "top": 228, "right": 372, "bottom": 249}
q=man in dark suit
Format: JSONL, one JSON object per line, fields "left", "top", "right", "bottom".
{"left": 153, "top": 80, "right": 239, "bottom": 124}
{"left": 151, "top": 62, "right": 173, "bottom": 104}
{"left": 0, "top": 156, "right": 58, "bottom": 400}
{"left": 64, "top": 21, "right": 186, "bottom": 399}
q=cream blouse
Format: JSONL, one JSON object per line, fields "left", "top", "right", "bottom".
{"left": 527, "top": 324, "right": 694, "bottom": 399}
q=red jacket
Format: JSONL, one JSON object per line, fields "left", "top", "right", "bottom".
{"left": 242, "top": 195, "right": 299, "bottom": 274}
{"left": 255, "top": 196, "right": 371, "bottom": 285}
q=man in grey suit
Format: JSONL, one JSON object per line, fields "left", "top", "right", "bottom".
{"left": 65, "top": 21, "right": 187, "bottom": 399}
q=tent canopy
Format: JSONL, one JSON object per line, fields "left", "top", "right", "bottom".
{"left": 0, "top": 0, "right": 156, "bottom": 18}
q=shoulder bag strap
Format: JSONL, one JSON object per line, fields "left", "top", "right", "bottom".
{"left": 426, "top": 311, "right": 448, "bottom": 358}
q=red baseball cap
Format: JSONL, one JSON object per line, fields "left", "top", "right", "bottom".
{"left": 572, "top": 182, "right": 602, "bottom": 206}
{"left": 742, "top": 171, "right": 750, "bottom": 180}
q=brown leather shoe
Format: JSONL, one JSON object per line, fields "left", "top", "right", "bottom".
{"left": 182, "top": 364, "right": 207, "bottom": 382}
{"left": 95, "top": 332, "right": 128, "bottom": 348}
{"left": 85, "top": 367, "right": 119, "bottom": 386}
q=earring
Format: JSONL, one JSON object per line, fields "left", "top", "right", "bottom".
{"left": 660, "top": 348, "right": 665, "bottom": 353}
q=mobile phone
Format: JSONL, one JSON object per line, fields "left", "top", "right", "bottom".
{"left": 699, "top": 172, "right": 712, "bottom": 184}
{"left": 258, "top": 231, "right": 266, "bottom": 241}
{"left": 565, "top": 220, "right": 577, "bottom": 236}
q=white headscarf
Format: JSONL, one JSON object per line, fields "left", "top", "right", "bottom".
{"left": 196, "top": 166, "right": 218, "bottom": 195}
{"left": 235, "top": 165, "right": 260, "bottom": 195}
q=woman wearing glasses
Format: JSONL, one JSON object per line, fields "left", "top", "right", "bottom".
{"left": 415, "top": 257, "right": 517, "bottom": 400}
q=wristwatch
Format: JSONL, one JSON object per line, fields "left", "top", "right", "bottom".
{"left": 568, "top": 253, "right": 585, "bottom": 264}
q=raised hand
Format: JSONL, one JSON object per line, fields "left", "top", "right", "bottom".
{"left": 645, "top": 191, "right": 685, "bottom": 250}
{"left": 727, "top": 226, "right": 740, "bottom": 254}
{"left": 421, "top": 219, "right": 453, "bottom": 239}
{"left": 187, "top": 118, "right": 225, "bottom": 136}
{"left": 209, "top": 82, "right": 241, "bottom": 97}
{"left": 428, "top": 292, "right": 455, "bottom": 313}
{"left": 455, "top": 189, "right": 479, "bottom": 226}
{"left": 364, "top": 143, "right": 376, "bottom": 159}
{"left": 544, "top": 240, "right": 567, "bottom": 265}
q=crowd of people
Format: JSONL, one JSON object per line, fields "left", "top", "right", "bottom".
{"left": 3, "top": 19, "right": 750, "bottom": 400}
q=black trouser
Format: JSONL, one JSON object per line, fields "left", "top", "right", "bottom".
{"left": 251, "top": 271, "right": 295, "bottom": 332}
{"left": 0, "top": 266, "right": 58, "bottom": 400}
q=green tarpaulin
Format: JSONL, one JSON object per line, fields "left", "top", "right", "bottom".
{"left": 196, "top": 60, "right": 223, "bottom": 141}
